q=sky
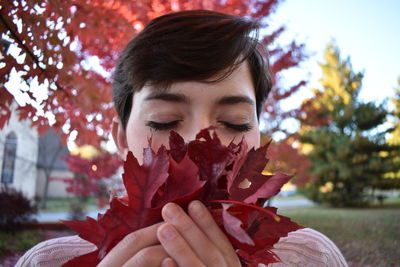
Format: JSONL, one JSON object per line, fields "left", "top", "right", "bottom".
{"left": 268, "top": 0, "right": 400, "bottom": 110}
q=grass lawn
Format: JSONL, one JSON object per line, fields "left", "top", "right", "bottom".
{"left": 279, "top": 197, "right": 400, "bottom": 267}
{"left": 0, "top": 230, "right": 74, "bottom": 266}
{"left": 39, "top": 197, "right": 102, "bottom": 213}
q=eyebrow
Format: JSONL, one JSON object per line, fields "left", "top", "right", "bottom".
{"left": 145, "top": 92, "right": 188, "bottom": 103}
{"left": 217, "top": 95, "right": 254, "bottom": 106}
{"left": 144, "top": 92, "right": 254, "bottom": 106}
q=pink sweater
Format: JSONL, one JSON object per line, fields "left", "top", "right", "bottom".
{"left": 15, "top": 228, "right": 347, "bottom": 266}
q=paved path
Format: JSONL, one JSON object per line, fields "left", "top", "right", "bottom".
{"left": 267, "top": 198, "right": 315, "bottom": 208}
{"left": 35, "top": 210, "right": 106, "bottom": 223}
{"left": 35, "top": 198, "right": 315, "bottom": 222}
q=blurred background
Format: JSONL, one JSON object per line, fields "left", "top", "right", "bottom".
{"left": 0, "top": 0, "right": 399, "bottom": 266}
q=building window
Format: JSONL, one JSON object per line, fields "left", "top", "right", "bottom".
{"left": 1, "top": 132, "right": 17, "bottom": 184}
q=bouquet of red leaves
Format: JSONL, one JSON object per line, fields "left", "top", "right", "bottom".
{"left": 62, "top": 129, "right": 303, "bottom": 266}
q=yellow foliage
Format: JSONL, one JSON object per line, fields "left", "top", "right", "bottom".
{"left": 351, "top": 81, "right": 360, "bottom": 90}
{"left": 319, "top": 182, "right": 333, "bottom": 193}
{"left": 384, "top": 171, "right": 400, "bottom": 179}
{"left": 379, "top": 151, "right": 389, "bottom": 158}
{"left": 281, "top": 182, "right": 296, "bottom": 192}
{"left": 70, "top": 144, "right": 101, "bottom": 159}
{"left": 299, "top": 143, "right": 314, "bottom": 155}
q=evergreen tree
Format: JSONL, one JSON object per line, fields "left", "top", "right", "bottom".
{"left": 298, "top": 43, "right": 399, "bottom": 206}
{"left": 379, "top": 78, "right": 400, "bottom": 189}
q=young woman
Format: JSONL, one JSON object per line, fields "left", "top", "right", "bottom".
{"left": 17, "top": 10, "right": 347, "bottom": 266}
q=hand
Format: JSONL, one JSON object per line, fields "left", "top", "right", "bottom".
{"left": 98, "top": 201, "right": 241, "bottom": 267}
{"left": 157, "top": 200, "right": 241, "bottom": 267}
{"left": 98, "top": 222, "right": 173, "bottom": 266}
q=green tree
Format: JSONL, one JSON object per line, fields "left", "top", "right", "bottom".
{"left": 298, "top": 43, "right": 399, "bottom": 207}
{"left": 379, "top": 78, "right": 400, "bottom": 189}
{"left": 390, "top": 78, "right": 400, "bottom": 143}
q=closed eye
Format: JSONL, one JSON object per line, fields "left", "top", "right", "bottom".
{"left": 218, "top": 121, "right": 253, "bottom": 132}
{"left": 146, "top": 120, "right": 252, "bottom": 132}
{"left": 146, "top": 120, "right": 181, "bottom": 131}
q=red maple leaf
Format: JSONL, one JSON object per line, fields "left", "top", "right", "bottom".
{"left": 62, "top": 129, "right": 303, "bottom": 266}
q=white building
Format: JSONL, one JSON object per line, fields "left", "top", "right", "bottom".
{"left": 0, "top": 106, "right": 73, "bottom": 201}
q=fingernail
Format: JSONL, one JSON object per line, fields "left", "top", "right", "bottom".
{"left": 190, "top": 200, "right": 204, "bottom": 217}
{"left": 160, "top": 224, "right": 177, "bottom": 240}
{"left": 161, "top": 258, "right": 175, "bottom": 267}
{"left": 163, "top": 203, "right": 179, "bottom": 220}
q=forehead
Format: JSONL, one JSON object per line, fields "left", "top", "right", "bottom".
{"left": 139, "top": 61, "right": 256, "bottom": 102}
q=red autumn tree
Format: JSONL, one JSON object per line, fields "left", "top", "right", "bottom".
{"left": 0, "top": 0, "right": 306, "bottom": 146}
{"left": 63, "top": 150, "right": 122, "bottom": 208}
{"left": 265, "top": 138, "right": 316, "bottom": 186}
{"left": 260, "top": 134, "right": 315, "bottom": 187}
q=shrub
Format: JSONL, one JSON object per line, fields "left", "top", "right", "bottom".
{"left": 0, "top": 231, "right": 42, "bottom": 257}
{"left": 0, "top": 186, "right": 37, "bottom": 232}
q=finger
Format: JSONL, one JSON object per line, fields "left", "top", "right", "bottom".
{"left": 161, "top": 257, "right": 178, "bottom": 267}
{"left": 188, "top": 200, "right": 240, "bottom": 265}
{"left": 122, "top": 245, "right": 168, "bottom": 267}
{"left": 98, "top": 222, "right": 162, "bottom": 266}
{"left": 157, "top": 223, "right": 204, "bottom": 267}
{"left": 160, "top": 203, "right": 226, "bottom": 266}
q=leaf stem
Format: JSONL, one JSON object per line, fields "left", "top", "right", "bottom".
{"left": 208, "top": 200, "right": 281, "bottom": 222}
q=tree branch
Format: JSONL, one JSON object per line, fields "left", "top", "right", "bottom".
{"left": 0, "top": 12, "right": 70, "bottom": 97}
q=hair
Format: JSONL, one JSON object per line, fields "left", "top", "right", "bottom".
{"left": 112, "top": 10, "right": 272, "bottom": 129}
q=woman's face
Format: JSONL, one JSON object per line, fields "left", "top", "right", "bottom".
{"left": 112, "top": 61, "right": 261, "bottom": 163}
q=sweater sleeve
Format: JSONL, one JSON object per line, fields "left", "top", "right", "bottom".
{"left": 15, "top": 228, "right": 347, "bottom": 266}
{"left": 268, "top": 228, "right": 348, "bottom": 267}
{"left": 15, "top": 235, "right": 96, "bottom": 267}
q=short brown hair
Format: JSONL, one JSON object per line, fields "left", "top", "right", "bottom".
{"left": 112, "top": 10, "right": 272, "bottom": 129}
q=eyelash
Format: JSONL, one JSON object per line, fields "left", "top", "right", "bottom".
{"left": 146, "top": 120, "right": 182, "bottom": 131}
{"left": 146, "top": 120, "right": 253, "bottom": 132}
{"left": 221, "top": 121, "right": 253, "bottom": 132}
